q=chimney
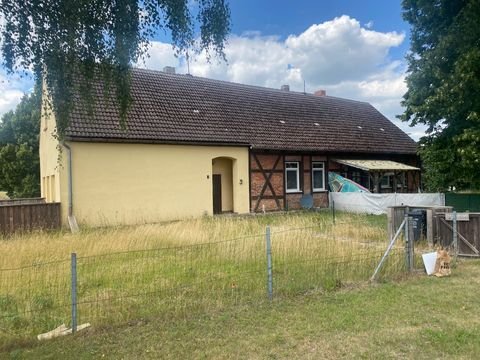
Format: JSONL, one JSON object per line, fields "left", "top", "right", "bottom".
{"left": 163, "top": 66, "right": 176, "bottom": 74}
{"left": 280, "top": 84, "right": 290, "bottom": 92}
{"left": 314, "top": 89, "right": 326, "bottom": 97}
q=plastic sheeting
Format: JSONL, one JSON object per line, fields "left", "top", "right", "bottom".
{"left": 328, "top": 172, "right": 370, "bottom": 193}
{"left": 330, "top": 192, "right": 445, "bottom": 215}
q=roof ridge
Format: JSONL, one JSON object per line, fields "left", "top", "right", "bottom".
{"left": 66, "top": 66, "right": 418, "bottom": 154}
{"left": 132, "top": 67, "right": 370, "bottom": 105}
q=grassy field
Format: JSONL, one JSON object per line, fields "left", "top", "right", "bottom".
{"left": 1, "top": 211, "right": 409, "bottom": 351}
{"left": 0, "top": 211, "right": 387, "bottom": 268}
{"left": 3, "top": 259, "right": 479, "bottom": 359}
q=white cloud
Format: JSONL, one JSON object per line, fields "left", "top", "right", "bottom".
{"left": 137, "top": 41, "right": 179, "bottom": 71}
{"left": 0, "top": 15, "right": 425, "bottom": 140}
{"left": 0, "top": 71, "right": 32, "bottom": 118}
{"left": 142, "top": 15, "right": 425, "bottom": 140}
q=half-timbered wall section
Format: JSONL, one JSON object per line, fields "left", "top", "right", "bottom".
{"left": 250, "top": 152, "right": 329, "bottom": 212}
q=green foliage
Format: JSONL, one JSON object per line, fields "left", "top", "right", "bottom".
{"left": 0, "top": 87, "right": 41, "bottom": 198}
{"left": 401, "top": 0, "right": 480, "bottom": 191}
{"left": 0, "top": 0, "right": 231, "bottom": 138}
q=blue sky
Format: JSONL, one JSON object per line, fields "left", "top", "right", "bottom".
{"left": 228, "top": 0, "right": 409, "bottom": 55}
{"left": 0, "top": 0, "right": 427, "bottom": 139}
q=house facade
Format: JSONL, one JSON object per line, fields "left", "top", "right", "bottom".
{"left": 40, "top": 68, "right": 419, "bottom": 227}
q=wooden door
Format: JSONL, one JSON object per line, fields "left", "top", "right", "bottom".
{"left": 213, "top": 174, "right": 222, "bottom": 214}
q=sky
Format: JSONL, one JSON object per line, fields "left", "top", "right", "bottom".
{"left": 0, "top": 0, "right": 427, "bottom": 140}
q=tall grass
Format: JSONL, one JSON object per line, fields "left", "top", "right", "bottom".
{"left": 0, "top": 211, "right": 406, "bottom": 348}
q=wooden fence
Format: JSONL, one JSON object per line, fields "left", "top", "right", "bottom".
{"left": 436, "top": 212, "right": 480, "bottom": 257}
{"left": 387, "top": 205, "right": 453, "bottom": 245}
{"left": 0, "top": 202, "right": 61, "bottom": 235}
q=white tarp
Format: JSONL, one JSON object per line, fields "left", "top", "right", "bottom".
{"left": 329, "top": 192, "right": 445, "bottom": 215}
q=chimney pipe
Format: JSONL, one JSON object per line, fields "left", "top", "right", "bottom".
{"left": 280, "top": 85, "right": 290, "bottom": 92}
{"left": 314, "top": 89, "right": 326, "bottom": 96}
{"left": 163, "top": 66, "right": 176, "bottom": 74}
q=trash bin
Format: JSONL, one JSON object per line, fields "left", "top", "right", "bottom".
{"left": 408, "top": 209, "right": 426, "bottom": 241}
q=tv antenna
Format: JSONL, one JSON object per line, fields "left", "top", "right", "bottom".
{"left": 186, "top": 50, "right": 191, "bottom": 75}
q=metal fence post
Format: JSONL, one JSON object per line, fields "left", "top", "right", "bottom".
{"left": 265, "top": 226, "right": 273, "bottom": 301}
{"left": 332, "top": 200, "right": 336, "bottom": 225}
{"left": 404, "top": 214, "right": 413, "bottom": 272}
{"left": 452, "top": 211, "right": 458, "bottom": 265}
{"left": 71, "top": 252, "right": 77, "bottom": 333}
{"left": 408, "top": 216, "right": 414, "bottom": 272}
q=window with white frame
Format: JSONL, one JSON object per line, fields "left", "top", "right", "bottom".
{"left": 312, "top": 162, "right": 325, "bottom": 191}
{"left": 285, "top": 162, "right": 300, "bottom": 192}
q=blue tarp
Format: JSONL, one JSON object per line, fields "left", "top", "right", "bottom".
{"left": 328, "top": 172, "right": 370, "bottom": 193}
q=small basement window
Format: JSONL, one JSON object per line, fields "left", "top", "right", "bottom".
{"left": 285, "top": 162, "right": 300, "bottom": 193}
{"left": 312, "top": 162, "right": 326, "bottom": 191}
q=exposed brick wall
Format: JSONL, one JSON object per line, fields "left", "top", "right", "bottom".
{"left": 285, "top": 193, "right": 302, "bottom": 210}
{"left": 250, "top": 151, "right": 330, "bottom": 212}
{"left": 313, "top": 192, "right": 329, "bottom": 208}
{"left": 250, "top": 153, "right": 284, "bottom": 212}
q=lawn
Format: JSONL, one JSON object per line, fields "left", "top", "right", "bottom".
{"left": 1, "top": 211, "right": 409, "bottom": 352}
{"left": 4, "top": 259, "right": 480, "bottom": 359}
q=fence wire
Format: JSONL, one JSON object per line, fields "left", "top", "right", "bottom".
{"left": 1, "top": 219, "right": 408, "bottom": 346}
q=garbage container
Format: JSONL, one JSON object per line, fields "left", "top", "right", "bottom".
{"left": 408, "top": 209, "right": 426, "bottom": 241}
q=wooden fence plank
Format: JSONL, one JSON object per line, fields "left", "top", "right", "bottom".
{"left": 0, "top": 203, "right": 61, "bottom": 236}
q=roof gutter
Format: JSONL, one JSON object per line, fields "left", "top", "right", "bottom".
{"left": 64, "top": 136, "right": 251, "bottom": 148}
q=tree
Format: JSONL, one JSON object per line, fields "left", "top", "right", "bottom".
{"left": 401, "top": 0, "right": 480, "bottom": 191}
{"left": 0, "top": 86, "right": 41, "bottom": 198}
{"left": 0, "top": 0, "right": 231, "bottom": 138}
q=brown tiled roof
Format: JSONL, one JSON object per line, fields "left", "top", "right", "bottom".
{"left": 66, "top": 68, "right": 417, "bottom": 154}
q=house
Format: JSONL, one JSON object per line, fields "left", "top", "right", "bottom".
{"left": 40, "top": 67, "right": 419, "bottom": 227}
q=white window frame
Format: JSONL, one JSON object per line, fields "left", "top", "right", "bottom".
{"left": 285, "top": 161, "right": 300, "bottom": 193}
{"left": 312, "top": 161, "right": 326, "bottom": 192}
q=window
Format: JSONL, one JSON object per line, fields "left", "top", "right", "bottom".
{"left": 50, "top": 175, "right": 56, "bottom": 202}
{"left": 381, "top": 173, "right": 406, "bottom": 189}
{"left": 380, "top": 175, "right": 392, "bottom": 189}
{"left": 352, "top": 171, "right": 361, "bottom": 185}
{"left": 285, "top": 162, "right": 300, "bottom": 192}
{"left": 312, "top": 162, "right": 325, "bottom": 191}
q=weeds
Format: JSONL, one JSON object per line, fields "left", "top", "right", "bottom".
{"left": 0, "top": 211, "right": 405, "bottom": 348}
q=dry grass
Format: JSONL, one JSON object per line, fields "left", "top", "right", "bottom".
{"left": 1, "top": 211, "right": 406, "bottom": 349}
{"left": 0, "top": 211, "right": 386, "bottom": 269}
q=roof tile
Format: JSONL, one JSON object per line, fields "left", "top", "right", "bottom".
{"left": 66, "top": 68, "right": 417, "bottom": 154}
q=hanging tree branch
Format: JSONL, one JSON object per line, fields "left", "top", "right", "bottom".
{"left": 0, "top": 0, "right": 231, "bottom": 139}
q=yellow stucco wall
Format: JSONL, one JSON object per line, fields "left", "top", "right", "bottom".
{"left": 59, "top": 142, "right": 250, "bottom": 226}
{"left": 39, "top": 91, "right": 62, "bottom": 203}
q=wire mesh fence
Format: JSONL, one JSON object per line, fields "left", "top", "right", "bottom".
{"left": 0, "top": 260, "right": 71, "bottom": 341}
{"left": 1, "top": 218, "right": 408, "bottom": 345}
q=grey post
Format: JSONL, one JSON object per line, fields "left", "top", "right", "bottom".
{"left": 332, "top": 200, "right": 336, "bottom": 225}
{"left": 408, "top": 216, "right": 415, "bottom": 271}
{"left": 371, "top": 218, "right": 406, "bottom": 281}
{"left": 452, "top": 211, "right": 458, "bottom": 265}
{"left": 404, "top": 213, "right": 413, "bottom": 272}
{"left": 71, "top": 252, "right": 77, "bottom": 333}
{"left": 266, "top": 226, "right": 273, "bottom": 300}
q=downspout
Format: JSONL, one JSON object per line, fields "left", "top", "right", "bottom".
{"left": 62, "top": 141, "right": 79, "bottom": 232}
{"left": 63, "top": 142, "right": 73, "bottom": 216}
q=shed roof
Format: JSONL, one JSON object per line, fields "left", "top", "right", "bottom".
{"left": 66, "top": 68, "right": 418, "bottom": 154}
{"left": 334, "top": 159, "right": 420, "bottom": 171}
